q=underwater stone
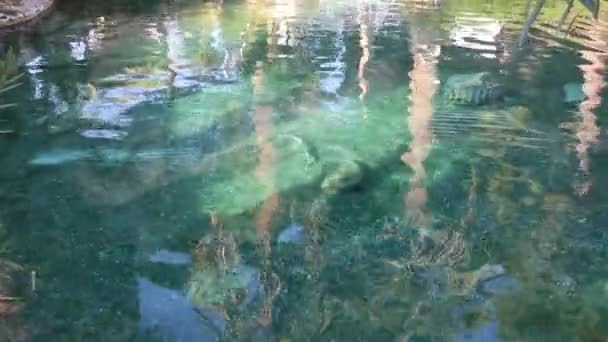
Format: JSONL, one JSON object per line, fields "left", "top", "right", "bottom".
{"left": 444, "top": 72, "right": 504, "bottom": 105}
{"left": 278, "top": 223, "right": 305, "bottom": 244}
{"left": 563, "top": 82, "right": 585, "bottom": 105}
{"left": 272, "top": 134, "right": 319, "bottom": 172}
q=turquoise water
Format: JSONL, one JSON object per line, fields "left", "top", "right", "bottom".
{"left": 0, "top": 0, "right": 607, "bottom": 340}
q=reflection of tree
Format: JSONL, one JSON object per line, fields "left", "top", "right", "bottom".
{"left": 357, "top": 3, "right": 371, "bottom": 102}
{"left": 518, "top": 0, "right": 601, "bottom": 46}
{"left": 245, "top": 1, "right": 282, "bottom": 331}
{"left": 572, "top": 18, "right": 605, "bottom": 195}
{"left": 558, "top": 0, "right": 575, "bottom": 30}
{"left": 251, "top": 61, "right": 279, "bottom": 329}
{"left": 402, "top": 28, "right": 439, "bottom": 227}
{"left": 518, "top": 0, "right": 546, "bottom": 47}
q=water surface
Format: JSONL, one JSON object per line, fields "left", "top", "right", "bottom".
{"left": 0, "top": 0, "right": 607, "bottom": 340}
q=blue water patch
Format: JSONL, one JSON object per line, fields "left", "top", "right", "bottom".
{"left": 451, "top": 300, "right": 503, "bottom": 342}
{"left": 453, "top": 321, "right": 502, "bottom": 342}
{"left": 137, "top": 277, "right": 224, "bottom": 342}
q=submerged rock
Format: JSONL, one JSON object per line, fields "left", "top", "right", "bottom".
{"left": 563, "top": 82, "right": 585, "bottom": 105}
{"left": 278, "top": 223, "right": 305, "bottom": 244}
{"left": 321, "top": 159, "right": 364, "bottom": 194}
{"left": 272, "top": 134, "right": 319, "bottom": 173}
{"left": 444, "top": 72, "right": 504, "bottom": 105}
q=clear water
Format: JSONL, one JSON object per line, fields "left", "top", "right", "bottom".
{"left": 0, "top": 0, "right": 607, "bottom": 340}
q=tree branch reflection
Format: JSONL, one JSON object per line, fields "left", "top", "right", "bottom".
{"left": 573, "top": 18, "right": 605, "bottom": 195}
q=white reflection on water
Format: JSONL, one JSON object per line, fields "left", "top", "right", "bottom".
{"left": 358, "top": 3, "right": 371, "bottom": 101}
{"left": 69, "top": 39, "right": 87, "bottom": 63}
{"left": 450, "top": 16, "right": 504, "bottom": 58}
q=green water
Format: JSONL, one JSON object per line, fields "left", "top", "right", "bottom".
{"left": 0, "top": 0, "right": 607, "bottom": 340}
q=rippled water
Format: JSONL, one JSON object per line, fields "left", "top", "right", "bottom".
{"left": 0, "top": 0, "right": 607, "bottom": 340}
